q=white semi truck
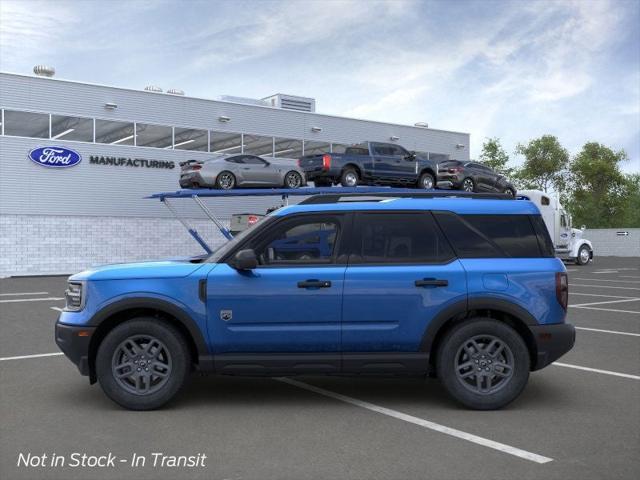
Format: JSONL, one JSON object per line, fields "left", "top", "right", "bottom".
{"left": 519, "top": 190, "right": 593, "bottom": 265}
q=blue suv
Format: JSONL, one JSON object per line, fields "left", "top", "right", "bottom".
{"left": 55, "top": 193, "right": 575, "bottom": 410}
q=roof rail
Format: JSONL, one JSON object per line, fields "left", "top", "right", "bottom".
{"left": 298, "top": 191, "right": 513, "bottom": 205}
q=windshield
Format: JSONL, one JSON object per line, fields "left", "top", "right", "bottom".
{"left": 206, "top": 215, "right": 277, "bottom": 263}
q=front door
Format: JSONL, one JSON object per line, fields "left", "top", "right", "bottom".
{"left": 207, "top": 213, "right": 348, "bottom": 354}
{"left": 341, "top": 212, "right": 467, "bottom": 357}
{"left": 239, "top": 155, "right": 280, "bottom": 185}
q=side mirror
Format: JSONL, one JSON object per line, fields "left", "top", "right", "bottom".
{"left": 581, "top": 225, "right": 586, "bottom": 231}
{"left": 405, "top": 151, "right": 416, "bottom": 161}
{"left": 231, "top": 249, "right": 258, "bottom": 270}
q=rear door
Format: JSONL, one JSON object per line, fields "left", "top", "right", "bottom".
{"left": 341, "top": 212, "right": 467, "bottom": 364}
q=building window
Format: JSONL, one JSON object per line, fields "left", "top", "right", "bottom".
{"left": 51, "top": 114, "right": 93, "bottom": 142}
{"left": 210, "top": 131, "right": 243, "bottom": 154}
{"left": 173, "top": 127, "right": 208, "bottom": 151}
{"left": 95, "top": 119, "right": 135, "bottom": 145}
{"left": 303, "top": 140, "right": 330, "bottom": 156}
{"left": 3, "top": 110, "right": 49, "bottom": 138}
{"left": 244, "top": 134, "right": 274, "bottom": 156}
{"left": 135, "top": 123, "right": 173, "bottom": 149}
{"left": 274, "top": 137, "right": 303, "bottom": 159}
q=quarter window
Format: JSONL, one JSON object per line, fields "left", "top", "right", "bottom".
{"left": 352, "top": 213, "right": 453, "bottom": 264}
{"left": 435, "top": 212, "right": 543, "bottom": 258}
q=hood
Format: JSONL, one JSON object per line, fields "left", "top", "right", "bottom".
{"left": 69, "top": 259, "right": 207, "bottom": 281}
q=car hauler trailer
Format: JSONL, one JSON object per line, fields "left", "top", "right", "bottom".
{"left": 519, "top": 190, "right": 593, "bottom": 265}
{"left": 147, "top": 187, "right": 515, "bottom": 255}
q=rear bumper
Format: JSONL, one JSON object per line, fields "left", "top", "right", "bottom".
{"left": 55, "top": 320, "right": 95, "bottom": 376}
{"left": 530, "top": 323, "right": 576, "bottom": 370}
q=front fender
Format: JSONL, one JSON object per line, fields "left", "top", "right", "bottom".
{"left": 571, "top": 239, "right": 593, "bottom": 257}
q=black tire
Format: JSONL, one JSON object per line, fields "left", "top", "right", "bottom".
{"left": 576, "top": 245, "right": 591, "bottom": 265}
{"left": 284, "top": 171, "right": 303, "bottom": 189}
{"left": 215, "top": 171, "right": 236, "bottom": 190}
{"left": 417, "top": 172, "right": 435, "bottom": 189}
{"left": 313, "top": 178, "right": 332, "bottom": 187}
{"left": 96, "top": 318, "right": 191, "bottom": 410}
{"left": 504, "top": 187, "right": 516, "bottom": 197}
{"left": 436, "top": 318, "right": 530, "bottom": 410}
{"left": 340, "top": 168, "right": 359, "bottom": 187}
{"left": 461, "top": 177, "right": 475, "bottom": 192}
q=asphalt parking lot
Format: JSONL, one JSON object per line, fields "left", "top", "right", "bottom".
{"left": 1, "top": 257, "right": 639, "bottom": 480}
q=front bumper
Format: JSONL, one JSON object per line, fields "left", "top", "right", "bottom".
{"left": 530, "top": 323, "right": 575, "bottom": 370}
{"left": 55, "top": 319, "right": 96, "bottom": 376}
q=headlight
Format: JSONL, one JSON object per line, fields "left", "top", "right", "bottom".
{"left": 64, "top": 282, "right": 85, "bottom": 311}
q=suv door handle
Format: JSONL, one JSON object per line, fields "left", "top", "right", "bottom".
{"left": 297, "top": 279, "right": 332, "bottom": 289}
{"left": 415, "top": 278, "right": 448, "bottom": 287}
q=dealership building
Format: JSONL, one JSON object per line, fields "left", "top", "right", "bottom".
{"left": 0, "top": 69, "right": 470, "bottom": 277}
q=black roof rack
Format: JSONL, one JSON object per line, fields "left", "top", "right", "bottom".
{"left": 298, "top": 190, "right": 514, "bottom": 205}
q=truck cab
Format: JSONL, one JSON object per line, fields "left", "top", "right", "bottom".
{"left": 519, "top": 190, "right": 593, "bottom": 265}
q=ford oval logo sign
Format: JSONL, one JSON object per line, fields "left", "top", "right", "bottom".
{"left": 28, "top": 146, "right": 82, "bottom": 168}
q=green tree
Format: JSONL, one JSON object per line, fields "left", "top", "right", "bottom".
{"left": 619, "top": 174, "right": 640, "bottom": 227}
{"left": 514, "top": 135, "right": 569, "bottom": 192}
{"left": 566, "top": 142, "right": 629, "bottom": 228}
{"left": 479, "top": 137, "right": 513, "bottom": 176}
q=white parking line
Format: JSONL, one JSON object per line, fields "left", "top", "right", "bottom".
{"left": 0, "top": 297, "right": 64, "bottom": 303}
{"left": 620, "top": 275, "right": 640, "bottom": 279}
{"left": 0, "top": 291, "right": 49, "bottom": 296}
{"left": 553, "top": 362, "right": 640, "bottom": 380}
{"left": 570, "top": 292, "right": 637, "bottom": 299}
{"left": 569, "top": 298, "right": 640, "bottom": 307}
{"left": 569, "top": 284, "right": 640, "bottom": 291}
{"left": 571, "top": 306, "right": 640, "bottom": 314}
{"left": 572, "top": 278, "right": 640, "bottom": 284}
{"left": 0, "top": 352, "right": 64, "bottom": 362}
{"left": 575, "top": 327, "right": 640, "bottom": 337}
{"left": 50, "top": 307, "right": 63, "bottom": 312}
{"left": 277, "top": 377, "right": 553, "bottom": 464}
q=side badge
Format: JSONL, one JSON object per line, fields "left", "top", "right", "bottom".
{"left": 220, "top": 310, "right": 233, "bottom": 321}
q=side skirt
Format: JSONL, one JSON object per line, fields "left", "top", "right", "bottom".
{"left": 198, "top": 352, "right": 430, "bottom": 376}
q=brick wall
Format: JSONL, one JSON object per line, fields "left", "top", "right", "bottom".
{"left": 585, "top": 228, "right": 640, "bottom": 258}
{"left": 0, "top": 215, "right": 229, "bottom": 277}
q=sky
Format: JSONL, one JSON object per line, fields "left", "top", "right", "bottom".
{"left": 1, "top": 0, "right": 638, "bottom": 172}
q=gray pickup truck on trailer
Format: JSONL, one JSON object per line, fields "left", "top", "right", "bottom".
{"left": 298, "top": 141, "right": 440, "bottom": 189}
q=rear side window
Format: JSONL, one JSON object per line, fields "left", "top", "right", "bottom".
{"left": 352, "top": 213, "right": 454, "bottom": 264}
{"left": 434, "top": 212, "right": 544, "bottom": 258}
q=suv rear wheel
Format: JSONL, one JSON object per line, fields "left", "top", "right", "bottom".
{"left": 96, "top": 318, "right": 191, "bottom": 410}
{"left": 436, "top": 318, "right": 529, "bottom": 410}
{"left": 462, "top": 177, "right": 475, "bottom": 192}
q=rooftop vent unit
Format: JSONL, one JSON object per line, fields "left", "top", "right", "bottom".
{"left": 144, "top": 85, "right": 163, "bottom": 93}
{"left": 218, "top": 95, "right": 270, "bottom": 107}
{"left": 262, "top": 94, "right": 316, "bottom": 113}
{"left": 33, "top": 65, "right": 55, "bottom": 77}
{"left": 414, "top": 122, "right": 429, "bottom": 128}
{"left": 167, "top": 88, "right": 185, "bottom": 96}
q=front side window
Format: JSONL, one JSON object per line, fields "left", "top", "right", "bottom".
{"left": 250, "top": 216, "right": 341, "bottom": 265}
{"left": 352, "top": 212, "right": 453, "bottom": 264}
{"left": 242, "top": 155, "right": 268, "bottom": 165}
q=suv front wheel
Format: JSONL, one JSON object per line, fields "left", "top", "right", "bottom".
{"left": 96, "top": 318, "right": 191, "bottom": 410}
{"left": 436, "top": 319, "right": 529, "bottom": 410}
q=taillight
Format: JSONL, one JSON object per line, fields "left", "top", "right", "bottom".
{"left": 556, "top": 272, "right": 568, "bottom": 310}
{"left": 322, "top": 154, "right": 332, "bottom": 170}
{"left": 297, "top": 158, "right": 301, "bottom": 167}
{"left": 247, "top": 215, "right": 259, "bottom": 226}
{"left": 192, "top": 164, "right": 202, "bottom": 170}
{"left": 448, "top": 167, "right": 463, "bottom": 173}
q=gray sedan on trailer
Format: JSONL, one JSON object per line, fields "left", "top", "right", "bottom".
{"left": 179, "top": 154, "right": 307, "bottom": 189}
